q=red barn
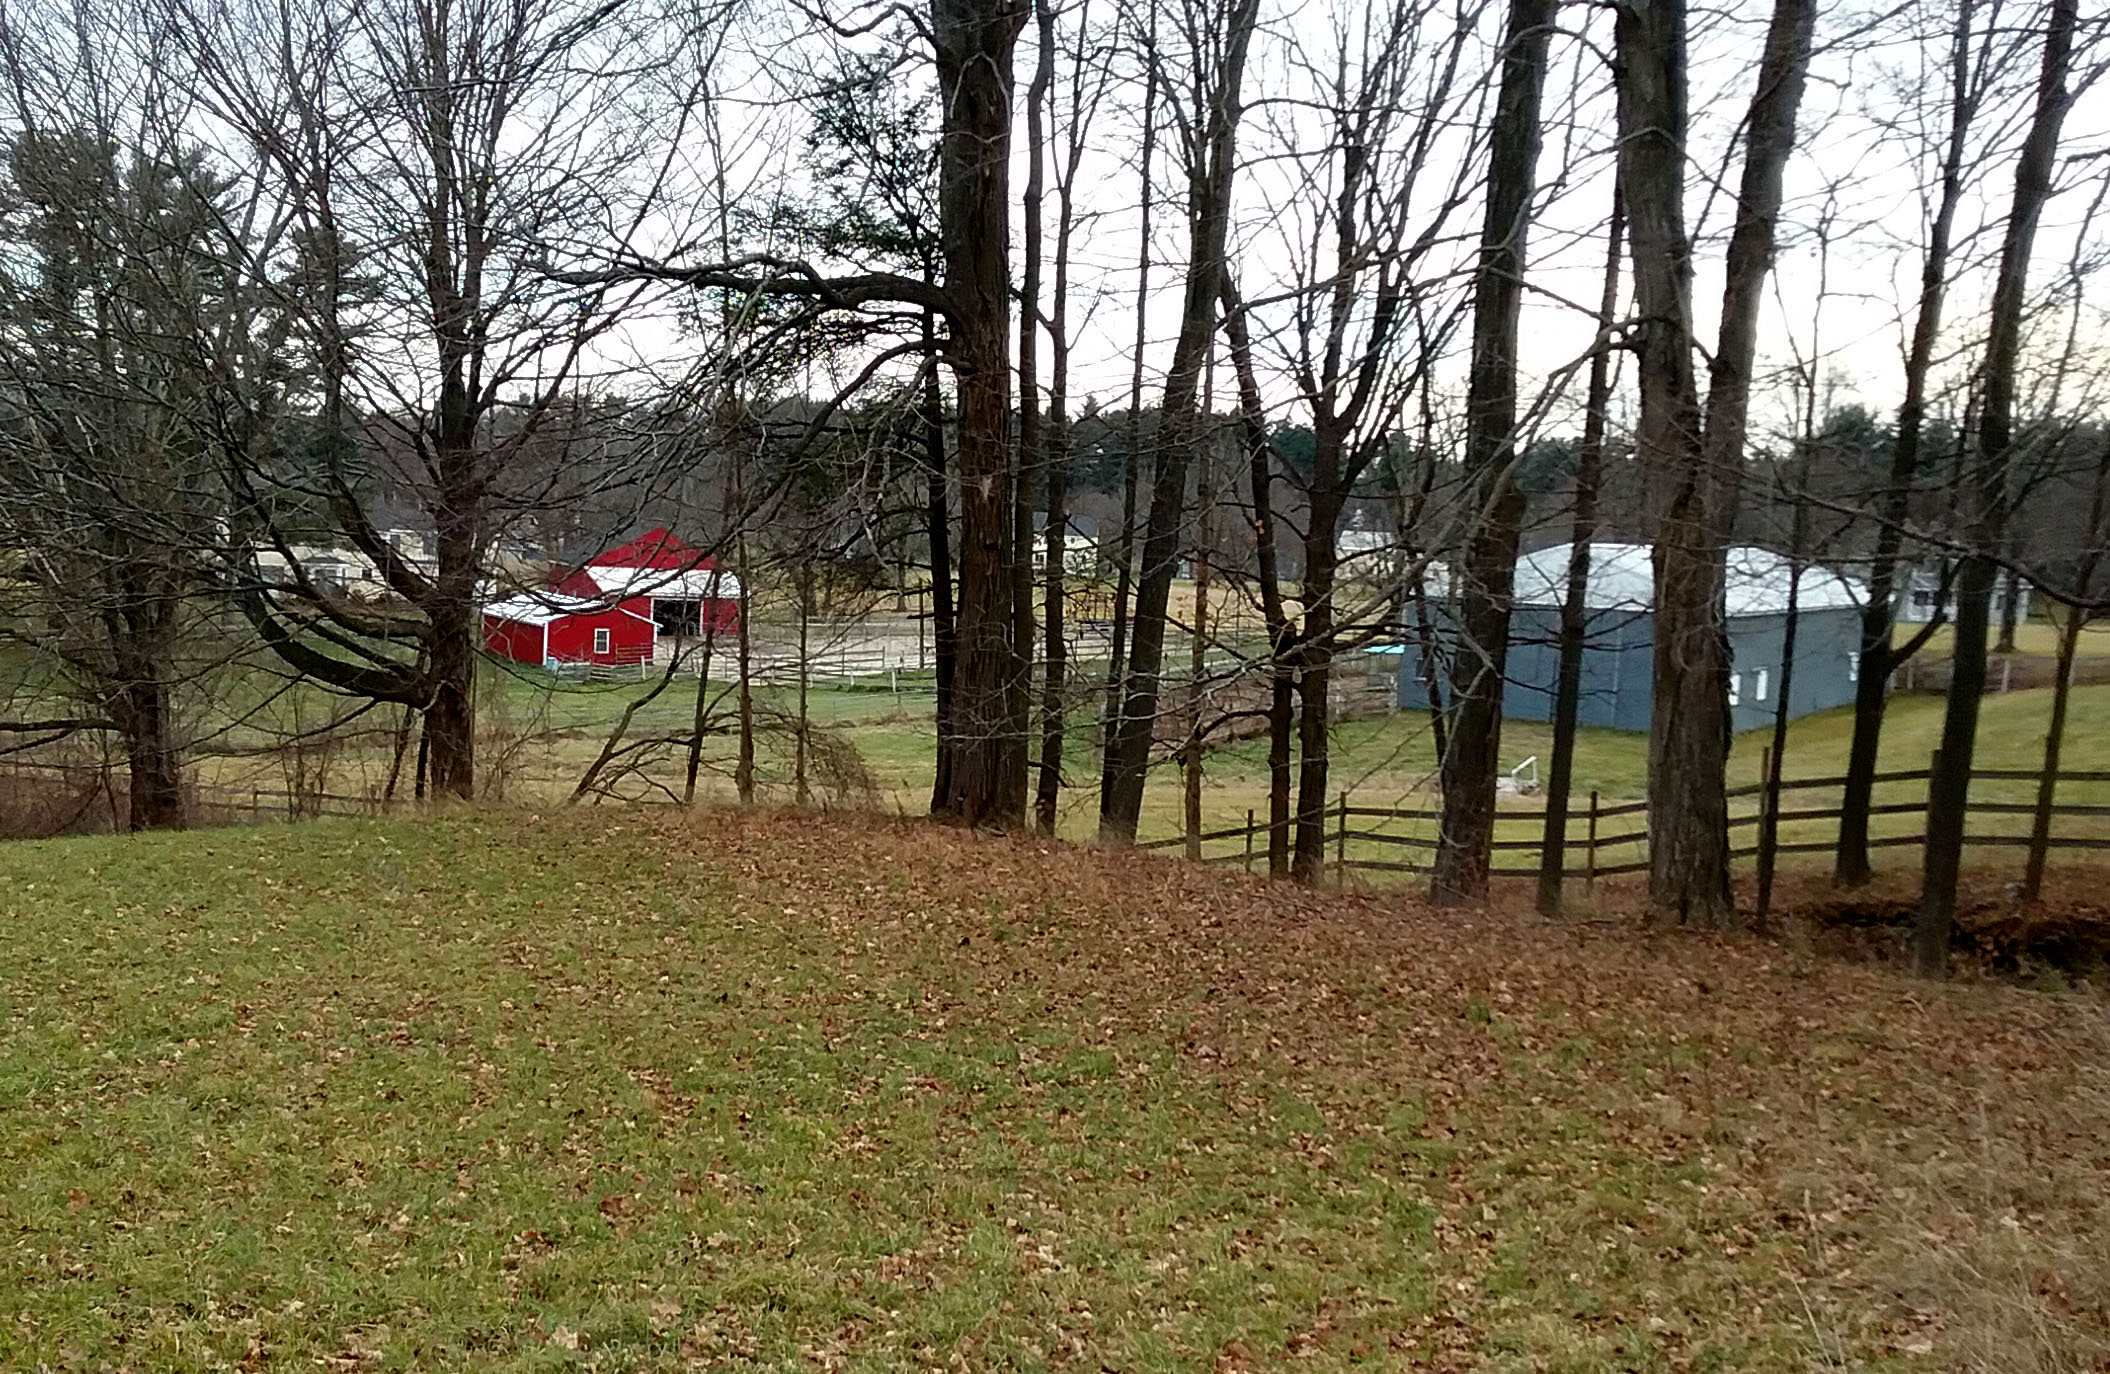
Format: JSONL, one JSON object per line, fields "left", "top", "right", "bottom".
{"left": 482, "top": 595, "right": 656, "bottom": 667}
{"left": 548, "top": 528, "right": 740, "bottom": 638}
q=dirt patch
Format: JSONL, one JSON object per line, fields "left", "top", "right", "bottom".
{"left": 1781, "top": 881, "right": 2110, "bottom": 981}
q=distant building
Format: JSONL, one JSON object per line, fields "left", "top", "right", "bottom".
{"left": 483, "top": 528, "right": 741, "bottom": 670}
{"left": 1392, "top": 542, "right": 1869, "bottom": 733}
{"left": 1031, "top": 513, "right": 1101, "bottom": 574}
{"left": 252, "top": 528, "right": 435, "bottom": 600}
{"left": 547, "top": 528, "right": 741, "bottom": 640}
{"left": 482, "top": 595, "right": 657, "bottom": 668}
{"left": 1897, "top": 563, "right": 2029, "bottom": 625}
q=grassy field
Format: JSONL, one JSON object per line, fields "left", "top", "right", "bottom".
{"left": 15, "top": 622, "right": 2110, "bottom": 884}
{"left": 126, "top": 652, "right": 2110, "bottom": 890}
{"left": 0, "top": 809, "right": 2104, "bottom": 1371}
{"left": 1893, "top": 614, "right": 2110, "bottom": 661}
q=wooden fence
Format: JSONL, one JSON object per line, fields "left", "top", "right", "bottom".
{"left": 0, "top": 758, "right": 388, "bottom": 834}
{"left": 1138, "top": 755, "right": 2110, "bottom": 889}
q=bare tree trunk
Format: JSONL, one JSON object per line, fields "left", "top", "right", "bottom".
{"left": 1183, "top": 468, "right": 1213, "bottom": 857}
{"left": 1099, "top": 0, "right": 1156, "bottom": 770}
{"left": 1037, "top": 444, "right": 1070, "bottom": 833}
{"left": 1756, "top": 510, "right": 1805, "bottom": 926}
{"left": 1035, "top": 0, "right": 1080, "bottom": 837}
{"left": 1918, "top": 0, "right": 2075, "bottom": 976}
{"left": 424, "top": 588, "right": 478, "bottom": 800}
{"left": 1412, "top": 574, "right": 1448, "bottom": 762}
{"left": 1292, "top": 486, "right": 1341, "bottom": 882}
{"left": 1099, "top": 0, "right": 1259, "bottom": 844}
{"left": 923, "top": 312, "right": 959, "bottom": 814}
{"left": 383, "top": 703, "right": 416, "bottom": 804}
{"left": 795, "top": 562, "right": 812, "bottom": 806}
{"left": 425, "top": 438, "right": 480, "bottom": 800}
{"left": 932, "top": 0, "right": 1029, "bottom": 828}
{"left": 1223, "top": 281, "right": 1295, "bottom": 877}
{"left": 1996, "top": 564, "right": 2022, "bottom": 651}
{"left": 1836, "top": 0, "right": 1976, "bottom": 887}
{"left": 2025, "top": 604, "right": 2087, "bottom": 901}
{"left": 1616, "top": 0, "right": 1710, "bottom": 919}
{"left": 735, "top": 457, "right": 756, "bottom": 806}
{"left": 1013, "top": 0, "right": 1052, "bottom": 812}
{"left": 1406, "top": 388, "right": 1449, "bottom": 764}
{"left": 1430, "top": 0, "right": 1557, "bottom": 905}
{"left": 1619, "top": 0, "right": 1812, "bottom": 927}
{"left": 109, "top": 601, "right": 183, "bottom": 831}
{"left": 1537, "top": 190, "right": 1623, "bottom": 916}
{"left": 683, "top": 615, "right": 720, "bottom": 804}
{"left": 414, "top": 714, "right": 429, "bottom": 801}
{"left": 2025, "top": 440, "right": 2109, "bottom": 901}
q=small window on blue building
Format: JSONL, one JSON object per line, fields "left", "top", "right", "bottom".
{"left": 1729, "top": 672, "right": 1742, "bottom": 707}
{"left": 1754, "top": 668, "right": 1769, "bottom": 702}
{"left": 1847, "top": 651, "right": 1859, "bottom": 683}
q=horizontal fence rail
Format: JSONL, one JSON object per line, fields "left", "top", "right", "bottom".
{"left": 1142, "top": 754, "right": 2110, "bottom": 893}
{"left": 0, "top": 759, "right": 391, "bottom": 832}
{"left": 10, "top": 747, "right": 2109, "bottom": 903}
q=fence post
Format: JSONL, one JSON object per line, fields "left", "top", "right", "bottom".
{"left": 1334, "top": 791, "right": 1348, "bottom": 885}
{"left": 1244, "top": 808, "right": 1255, "bottom": 874}
{"left": 1586, "top": 789, "right": 1599, "bottom": 892}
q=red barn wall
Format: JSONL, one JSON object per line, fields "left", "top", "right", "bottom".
{"left": 483, "top": 614, "right": 547, "bottom": 665}
{"left": 545, "top": 608, "right": 655, "bottom": 665}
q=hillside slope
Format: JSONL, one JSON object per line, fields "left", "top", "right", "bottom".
{"left": 0, "top": 809, "right": 2103, "bottom": 1371}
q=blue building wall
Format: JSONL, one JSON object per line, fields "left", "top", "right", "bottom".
{"left": 1393, "top": 603, "right": 1864, "bottom": 733}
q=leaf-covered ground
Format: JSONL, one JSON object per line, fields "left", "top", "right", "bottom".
{"left": 0, "top": 809, "right": 2104, "bottom": 1371}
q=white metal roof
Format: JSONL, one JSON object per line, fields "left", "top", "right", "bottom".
{"left": 582, "top": 563, "right": 743, "bottom": 601}
{"left": 482, "top": 593, "right": 650, "bottom": 627}
{"left": 1513, "top": 542, "right": 1865, "bottom": 617}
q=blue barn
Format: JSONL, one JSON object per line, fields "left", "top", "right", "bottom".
{"left": 1392, "top": 543, "right": 1869, "bottom": 733}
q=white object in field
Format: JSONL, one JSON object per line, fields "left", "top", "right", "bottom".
{"left": 1497, "top": 755, "right": 1540, "bottom": 797}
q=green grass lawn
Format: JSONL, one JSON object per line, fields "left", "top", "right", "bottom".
{"left": 0, "top": 810, "right": 2104, "bottom": 1371}
{"left": 1894, "top": 613, "right": 2110, "bottom": 661}
{"left": 15, "top": 632, "right": 2110, "bottom": 888}
{"left": 154, "top": 664, "right": 2110, "bottom": 891}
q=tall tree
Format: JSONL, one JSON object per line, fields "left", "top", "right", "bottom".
{"left": 174, "top": 0, "right": 679, "bottom": 801}
{"left": 1222, "top": 278, "right": 1297, "bottom": 876}
{"left": 1429, "top": 0, "right": 1559, "bottom": 904}
{"left": 1615, "top": 0, "right": 1814, "bottom": 926}
{"left": 0, "top": 125, "right": 243, "bottom": 829}
{"left": 1099, "top": 0, "right": 1259, "bottom": 844}
{"left": 1202, "top": 0, "right": 1469, "bottom": 882}
{"left": 1014, "top": 0, "right": 1053, "bottom": 819}
{"left": 1917, "top": 0, "right": 2079, "bottom": 976}
{"left": 1035, "top": 0, "right": 1110, "bottom": 834}
{"left": 1098, "top": 0, "right": 1157, "bottom": 808}
{"left": 930, "top": 0, "right": 1033, "bottom": 826}
{"left": 575, "top": 0, "right": 1032, "bottom": 825}
{"left": 1834, "top": 0, "right": 1987, "bottom": 887}
{"left": 1535, "top": 189, "right": 1624, "bottom": 915}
